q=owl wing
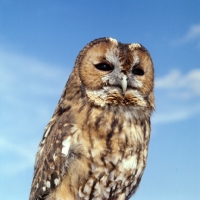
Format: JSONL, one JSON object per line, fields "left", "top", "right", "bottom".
{"left": 29, "top": 110, "right": 73, "bottom": 200}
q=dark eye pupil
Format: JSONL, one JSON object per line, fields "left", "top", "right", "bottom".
{"left": 94, "top": 63, "right": 113, "bottom": 71}
{"left": 132, "top": 68, "right": 144, "bottom": 76}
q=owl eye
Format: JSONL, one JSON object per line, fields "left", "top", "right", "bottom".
{"left": 94, "top": 63, "right": 114, "bottom": 71}
{"left": 132, "top": 68, "right": 144, "bottom": 76}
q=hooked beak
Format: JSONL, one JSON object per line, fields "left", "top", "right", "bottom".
{"left": 121, "top": 75, "right": 128, "bottom": 93}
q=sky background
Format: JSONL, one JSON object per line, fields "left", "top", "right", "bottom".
{"left": 0, "top": 1, "right": 200, "bottom": 200}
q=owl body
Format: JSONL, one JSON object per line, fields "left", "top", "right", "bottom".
{"left": 30, "top": 38, "right": 154, "bottom": 200}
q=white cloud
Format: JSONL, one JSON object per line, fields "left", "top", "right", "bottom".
{"left": 154, "top": 69, "right": 200, "bottom": 124}
{"left": 0, "top": 49, "right": 71, "bottom": 127}
{"left": 0, "top": 49, "right": 70, "bottom": 99}
{"left": 152, "top": 68, "right": 200, "bottom": 124}
{"left": 174, "top": 23, "right": 200, "bottom": 47}
{"left": 152, "top": 104, "right": 200, "bottom": 124}
{"left": 181, "top": 24, "right": 200, "bottom": 43}
{"left": 155, "top": 68, "right": 200, "bottom": 99}
{"left": 0, "top": 137, "right": 35, "bottom": 176}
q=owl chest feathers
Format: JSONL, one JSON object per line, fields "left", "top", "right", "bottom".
{"left": 57, "top": 103, "right": 151, "bottom": 200}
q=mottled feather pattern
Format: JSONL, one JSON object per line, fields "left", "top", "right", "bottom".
{"left": 30, "top": 37, "right": 154, "bottom": 200}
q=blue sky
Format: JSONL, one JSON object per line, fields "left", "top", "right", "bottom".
{"left": 0, "top": 1, "right": 200, "bottom": 200}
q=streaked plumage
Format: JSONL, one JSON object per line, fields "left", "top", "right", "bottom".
{"left": 30, "top": 37, "right": 155, "bottom": 200}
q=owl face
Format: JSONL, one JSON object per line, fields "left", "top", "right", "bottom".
{"left": 77, "top": 38, "right": 154, "bottom": 109}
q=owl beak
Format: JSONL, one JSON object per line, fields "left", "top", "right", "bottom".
{"left": 121, "top": 75, "right": 128, "bottom": 93}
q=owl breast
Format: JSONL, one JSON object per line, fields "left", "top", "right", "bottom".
{"left": 57, "top": 105, "right": 151, "bottom": 200}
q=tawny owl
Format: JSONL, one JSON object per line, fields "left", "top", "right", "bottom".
{"left": 29, "top": 37, "right": 154, "bottom": 200}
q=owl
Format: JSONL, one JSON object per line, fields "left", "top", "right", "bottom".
{"left": 29, "top": 37, "right": 154, "bottom": 200}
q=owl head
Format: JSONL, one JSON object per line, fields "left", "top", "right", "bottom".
{"left": 66, "top": 37, "right": 154, "bottom": 115}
